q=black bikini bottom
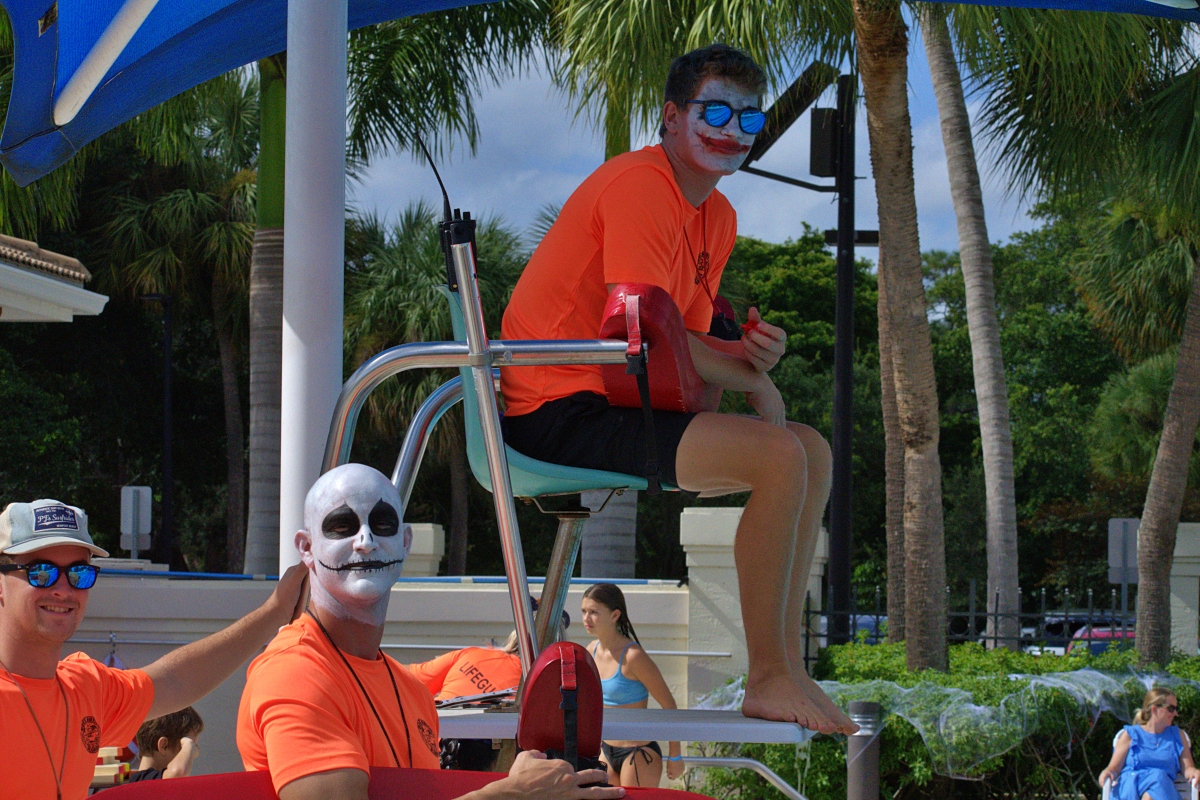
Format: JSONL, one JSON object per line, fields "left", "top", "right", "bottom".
{"left": 601, "top": 740, "right": 662, "bottom": 773}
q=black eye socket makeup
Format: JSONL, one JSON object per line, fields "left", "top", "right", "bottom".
{"left": 368, "top": 500, "right": 400, "bottom": 537}
{"left": 321, "top": 505, "right": 361, "bottom": 539}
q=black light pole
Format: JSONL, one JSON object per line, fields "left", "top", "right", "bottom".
{"left": 828, "top": 75, "right": 857, "bottom": 644}
{"left": 140, "top": 294, "right": 174, "bottom": 566}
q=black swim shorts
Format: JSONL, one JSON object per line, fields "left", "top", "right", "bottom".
{"left": 502, "top": 392, "right": 697, "bottom": 488}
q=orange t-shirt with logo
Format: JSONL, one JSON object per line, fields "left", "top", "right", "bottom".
{"left": 237, "top": 614, "right": 441, "bottom": 793}
{"left": 408, "top": 647, "right": 522, "bottom": 701}
{"left": 500, "top": 144, "right": 737, "bottom": 416}
{"left": 1, "top": 652, "right": 154, "bottom": 800}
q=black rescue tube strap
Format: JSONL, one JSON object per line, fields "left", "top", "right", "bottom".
{"left": 623, "top": 295, "right": 661, "bottom": 495}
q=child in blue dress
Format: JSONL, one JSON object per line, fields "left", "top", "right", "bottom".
{"left": 1099, "top": 688, "right": 1200, "bottom": 800}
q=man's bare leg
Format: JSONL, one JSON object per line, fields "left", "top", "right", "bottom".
{"left": 781, "top": 423, "right": 856, "bottom": 734}
{"left": 676, "top": 413, "right": 838, "bottom": 732}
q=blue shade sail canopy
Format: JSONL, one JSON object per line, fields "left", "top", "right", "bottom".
{"left": 917, "top": 0, "right": 1198, "bottom": 21}
{"left": 0, "top": 0, "right": 487, "bottom": 186}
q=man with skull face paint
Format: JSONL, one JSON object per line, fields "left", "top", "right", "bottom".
{"left": 237, "top": 464, "right": 626, "bottom": 800}
{"left": 501, "top": 44, "right": 853, "bottom": 735}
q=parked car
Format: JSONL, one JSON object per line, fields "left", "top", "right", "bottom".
{"left": 1067, "top": 625, "right": 1136, "bottom": 655}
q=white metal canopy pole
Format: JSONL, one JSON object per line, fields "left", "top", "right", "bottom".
{"left": 279, "top": 0, "right": 348, "bottom": 570}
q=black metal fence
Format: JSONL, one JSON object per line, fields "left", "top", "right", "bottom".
{"left": 801, "top": 581, "right": 1136, "bottom": 672}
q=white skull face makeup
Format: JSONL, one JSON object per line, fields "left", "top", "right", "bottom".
{"left": 295, "top": 464, "right": 411, "bottom": 625}
{"left": 668, "top": 77, "right": 759, "bottom": 176}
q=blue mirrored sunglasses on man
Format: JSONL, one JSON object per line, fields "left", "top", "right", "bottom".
{"left": 0, "top": 561, "right": 100, "bottom": 589}
{"left": 687, "top": 100, "right": 766, "bottom": 135}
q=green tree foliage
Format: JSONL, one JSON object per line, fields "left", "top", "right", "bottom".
{"left": 1091, "top": 352, "right": 1187, "bottom": 483}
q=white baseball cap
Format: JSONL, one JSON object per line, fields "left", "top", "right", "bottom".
{"left": 0, "top": 500, "right": 108, "bottom": 557}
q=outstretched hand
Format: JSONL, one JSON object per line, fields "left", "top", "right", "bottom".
{"left": 742, "top": 307, "right": 786, "bottom": 372}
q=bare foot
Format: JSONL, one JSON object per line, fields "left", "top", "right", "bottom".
{"left": 795, "top": 670, "right": 858, "bottom": 735}
{"left": 743, "top": 672, "right": 840, "bottom": 734}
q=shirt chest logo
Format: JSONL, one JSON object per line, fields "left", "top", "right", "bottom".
{"left": 417, "top": 718, "right": 438, "bottom": 756}
{"left": 80, "top": 715, "right": 101, "bottom": 754}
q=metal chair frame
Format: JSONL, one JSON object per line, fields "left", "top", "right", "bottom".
{"left": 322, "top": 235, "right": 633, "bottom": 674}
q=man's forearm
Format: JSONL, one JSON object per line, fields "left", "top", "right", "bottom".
{"left": 143, "top": 600, "right": 283, "bottom": 718}
{"left": 688, "top": 333, "right": 761, "bottom": 391}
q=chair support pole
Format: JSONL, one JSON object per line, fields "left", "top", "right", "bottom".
{"left": 391, "top": 378, "right": 464, "bottom": 514}
{"left": 450, "top": 241, "right": 539, "bottom": 675}
{"left": 536, "top": 513, "right": 590, "bottom": 650}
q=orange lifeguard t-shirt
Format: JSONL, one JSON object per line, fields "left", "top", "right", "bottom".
{"left": 237, "top": 613, "right": 441, "bottom": 793}
{"left": 1, "top": 652, "right": 154, "bottom": 800}
{"left": 500, "top": 144, "right": 737, "bottom": 416}
{"left": 408, "top": 647, "right": 522, "bottom": 701}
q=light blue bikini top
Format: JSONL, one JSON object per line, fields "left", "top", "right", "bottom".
{"left": 592, "top": 642, "right": 649, "bottom": 706}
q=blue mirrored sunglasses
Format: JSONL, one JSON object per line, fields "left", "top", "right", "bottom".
{"left": 0, "top": 561, "right": 99, "bottom": 589}
{"left": 686, "top": 100, "right": 766, "bottom": 135}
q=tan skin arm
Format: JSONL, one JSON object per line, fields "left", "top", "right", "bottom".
{"left": 1098, "top": 730, "right": 1131, "bottom": 788}
{"left": 622, "top": 646, "right": 684, "bottom": 780}
{"left": 143, "top": 566, "right": 308, "bottom": 719}
{"left": 162, "top": 737, "right": 200, "bottom": 779}
{"left": 1182, "top": 730, "right": 1200, "bottom": 783}
{"left": 278, "top": 752, "right": 627, "bottom": 800}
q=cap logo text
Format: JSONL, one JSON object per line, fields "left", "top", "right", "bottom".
{"left": 33, "top": 506, "right": 78, "bottom": 531}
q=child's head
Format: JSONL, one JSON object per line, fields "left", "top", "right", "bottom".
{"left": 581, "top": 583, "right": 639, "bottom": 642}
{"left": 135, "top": 706, "right": 204, "bottom": 764}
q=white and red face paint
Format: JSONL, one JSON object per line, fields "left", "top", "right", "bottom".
{"left": 296, "top": 463, "right": 412, "bottom": 625}
{"left": 676, "top": 77, "right": 760, "bottom": 176}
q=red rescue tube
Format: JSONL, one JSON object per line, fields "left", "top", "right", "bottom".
{"left": 599, "top": 283, "right": 721, "bottom": 414}
{"left": 100, "top": 767, "right": 714, "bottom": 798}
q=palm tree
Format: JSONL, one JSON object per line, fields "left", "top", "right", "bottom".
{"left": 961, "top": 6, "right": 1196, "bottom": 665}
{"left": 344, "top": 204, "right": 527, "bottom": 574}
{"left": 99, "top": 73, "right": 257, "bottom": 572}
{"left": 243, "top": 54, "right": 286, "bottom": 576}
{"left": 919, "top": 6, "right": 1017, "bottom": 649}
{"left": 877, "top": 256, "right": 906, "bottom": 642}
{"left": 241, "top": 2, "right": 554, "bottom": 574}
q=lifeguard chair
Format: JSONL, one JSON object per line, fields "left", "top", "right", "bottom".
{"left": 321, "top": 207, "right": 814, "bottom": 796}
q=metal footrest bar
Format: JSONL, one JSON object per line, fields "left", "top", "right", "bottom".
{"left": 681, "top": 757, "right": 807, "bottom": 800}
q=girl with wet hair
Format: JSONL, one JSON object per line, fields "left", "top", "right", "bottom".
{"left": 581, "top": 583, "right": 683, "bottom": 787}
{"left": 1100, "top": 688, "right": 1200, "bottom": 799}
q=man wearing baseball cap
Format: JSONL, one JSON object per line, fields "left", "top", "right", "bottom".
{"left": 0, "top": 498, "right": 307, "bottom": 800}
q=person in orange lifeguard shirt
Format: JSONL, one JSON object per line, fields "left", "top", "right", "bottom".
{"left": 500, "top": 44, "right": 852, "bottom": 736}
{"left": 0, "top": 499, "right": 307, "bottom": 800}
{"left": 238, "top": 464, "right": 624, "bottom": 800}
{"left": 410, "top": 644, "right": 521, "bottom": 702}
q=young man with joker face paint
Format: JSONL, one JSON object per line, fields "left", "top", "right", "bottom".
{"left": 500, "top": 44, "right": 854, "bottom": 734}
{"left": 237, "top": 464, "right": 626, "bottom": 800}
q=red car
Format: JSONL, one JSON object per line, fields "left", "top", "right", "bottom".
{"left": 1067, "top": 625, "right": 1136, "bottom": 655}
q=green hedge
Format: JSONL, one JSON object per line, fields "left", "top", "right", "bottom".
{"left": 689, "top": 643, "right": 1200, "bottom": 800}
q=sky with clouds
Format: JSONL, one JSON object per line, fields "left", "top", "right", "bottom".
{"left": 349, "top": 27, "right": 1037, "bottom": 257}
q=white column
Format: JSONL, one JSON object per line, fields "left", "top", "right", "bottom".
{"left": 580, "top": 489, "right": 637, "bottom": 578}
{"left": 1171, "top": 523, "right": 1200, "bottom": 655}
{"left": 680, "top": 507, "right": 746, "bottom": 705}
{"left": 279, "top": 0, "right": 348, "bottom": 571}
{"left": 404, "top": 523, "right": 446, "bottom": 577}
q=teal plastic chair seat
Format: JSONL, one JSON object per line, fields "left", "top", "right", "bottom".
{"left": 440, "top": 286, "right": 669, "bottom": 497}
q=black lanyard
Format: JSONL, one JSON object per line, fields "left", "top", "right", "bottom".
{"left": 306, "top": 609, "right": 413, "bottom": 768}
